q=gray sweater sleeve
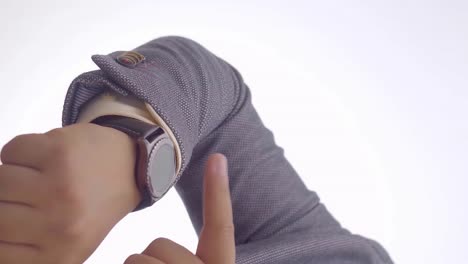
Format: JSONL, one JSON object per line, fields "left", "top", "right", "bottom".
{"left": 62, "top": 36, "right": 393, "bottom": 264}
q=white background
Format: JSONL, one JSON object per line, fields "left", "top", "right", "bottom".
{"left": 1, "top": 0, "right": 467, "bottom": 263}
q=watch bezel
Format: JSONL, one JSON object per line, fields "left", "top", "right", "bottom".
{"left": 135, "top": 131, "right": 176, "bottom": 209}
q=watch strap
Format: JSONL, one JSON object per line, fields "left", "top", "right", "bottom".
{"left": 90, "top": 115, "right": 162, "bottom": 140}
{"left": 90, "top": 115, "right": 166, "bottom": 211}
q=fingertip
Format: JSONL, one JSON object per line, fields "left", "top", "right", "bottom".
{"left": 201, "top": 152, "right": 233, "bottom": 228}
{"left": 210, "top": 152, "right": 227, "bottom": 162}
{"left": 198, "top": 153, "right": 235, "bottom": 262}
{"left": 207, "top": 153, "right": 228, "bottom": 180}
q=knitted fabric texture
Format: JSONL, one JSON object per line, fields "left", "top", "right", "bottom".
{"left": 62, "top": 36, "right": 393, "bottom": 264}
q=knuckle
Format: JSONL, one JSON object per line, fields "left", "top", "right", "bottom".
{"left": 50, "top": 177, "right": 84, "bottom": 213}
{"left": 54, "top": 180, "right": 79, "bottom": 202}
{"left": 46, "top": 206, "right": 86, "bottom": 242}
{"left": 207, "top": 223, "right": 235, "bottom": 235}
{"left": 149, "top": 237, "right": 171, "bottom": 248}
{"left": 41, "top": 180, "right": 88, "bottom": 243}
{"left": 61, "top": 219, "right": 86, "bottom": 241}
{"left": 219, "top": 224, "right": 235, "bottom": 234}
{"left": 48, "top": 139, "right": 76, "bottom": 173}
{"left": 48, "top": 136, "right": 69, "bottom": 157}
{"left": 45, "top": 127, "right": 65, "bottom": 137}
{"left": 147, "top": 237, "right": 173, "bottom": 253}
{"left": 0, "top": 135, "right": 22, "bottom": 159}
{"left": 45, "top": 182, "right": 85, "bottom": 228}
{"left": 124, "top": 254, "right": 142, "bottom": 264}
{"left": 46, "top": 129, "right": 69, "bottom": 152}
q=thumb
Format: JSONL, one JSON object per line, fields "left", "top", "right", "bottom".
{"left": 196, "top": 153, "right": 235, "bottom": 263}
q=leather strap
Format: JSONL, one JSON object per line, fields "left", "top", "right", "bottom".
{"left": 90, "top": 115, "right": 166, "bottom": 211}
{"left": 91, "top": 115, "right": 163, "bottom": 140}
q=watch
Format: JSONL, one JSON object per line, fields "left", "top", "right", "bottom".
{"left": 90, "top": 115, "right": 177, "bottom": 211}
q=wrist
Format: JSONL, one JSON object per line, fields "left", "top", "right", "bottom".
{"left": 93, "top": 124, "right": 142, "bottom": 214}
{"left": 90, "top": 115, "right": 177, "bottom": 211}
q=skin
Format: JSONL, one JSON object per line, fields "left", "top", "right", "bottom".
{"left": 0, "top": 123, "right": 235, "bottom": 263}
{"left": 0, "top": 123, "right": 141, "bottom": 263}
{"left": 124, "top": 153, "right": 235, "bottom": 264}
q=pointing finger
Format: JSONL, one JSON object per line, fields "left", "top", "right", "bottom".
{"left": 196, "top": 153, "right": 235, "bottom": 263}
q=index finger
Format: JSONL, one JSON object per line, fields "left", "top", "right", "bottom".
{"left": 196, "top": 153, "right": 235, "bottom": 263}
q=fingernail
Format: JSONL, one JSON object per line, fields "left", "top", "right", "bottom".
{"left": 213, "top": 154, "right": 228, "bottom": 182}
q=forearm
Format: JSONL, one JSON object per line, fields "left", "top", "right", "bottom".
{"left": 62, "top": 36, "right": 392, "bottom": 263}
{"left": 64, "top": 36, "right": 317, "bottom": 239}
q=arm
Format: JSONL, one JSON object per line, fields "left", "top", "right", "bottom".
{"left": 63, "top": 36, "right": 392, "bottom": 263}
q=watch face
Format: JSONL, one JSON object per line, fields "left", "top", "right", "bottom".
{"left": 149, "top": 139, "right": 177, "bottom": 198}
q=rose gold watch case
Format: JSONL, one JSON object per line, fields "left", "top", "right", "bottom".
{"left": 135, "top": 131, "right": 177, "bottom": 209}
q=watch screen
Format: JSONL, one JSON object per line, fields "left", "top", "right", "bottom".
{"left": 150, "top": 141, "right": 176, "bottom": 197}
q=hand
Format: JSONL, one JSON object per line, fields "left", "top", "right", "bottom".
{"left": 0, "top": 123, "right": 141, "bottom": 264}
{"left": 124, "top": 153, "right": 235, "bottom": 264}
